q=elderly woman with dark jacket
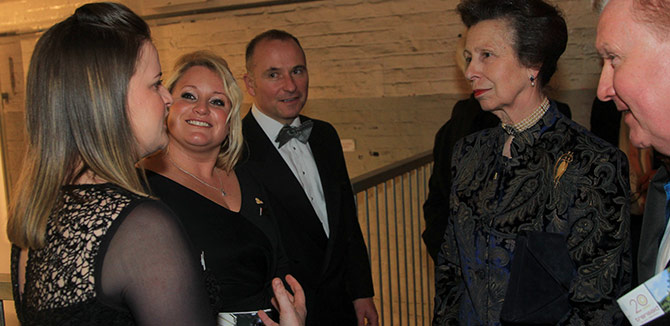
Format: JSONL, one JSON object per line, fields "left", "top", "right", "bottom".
{"left": 432, "top": 0, "right": 631, "bottom": 325}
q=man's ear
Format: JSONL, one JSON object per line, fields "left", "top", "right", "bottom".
{"left": 243, "top": 73, "right": 256, "bottom": 97}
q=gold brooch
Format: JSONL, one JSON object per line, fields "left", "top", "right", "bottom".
{"left": 553, "top": 151, "right": 573, "bottom": 187}
{"left": 255, "top": 197, "right": 264, "bottom": 216}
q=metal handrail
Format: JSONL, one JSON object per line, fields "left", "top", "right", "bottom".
{"left": 351, "top": 150, "right": 435, "bottom": 326}
{"left": 351, "top": 150, "right": 433, "bottom": 193}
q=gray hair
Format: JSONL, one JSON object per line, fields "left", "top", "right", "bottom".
{"left": 594, "top": 0, "right": 670, "bottom": 40}
{"left": 592, "top": 0, "right": 610, "bottom": 12}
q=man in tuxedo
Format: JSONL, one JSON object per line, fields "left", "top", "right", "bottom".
{"left": 240, "top": 29, "right": 377, "bottom": 326}
{"left": 595, "top": 0, "right": 670, "bottom": 290}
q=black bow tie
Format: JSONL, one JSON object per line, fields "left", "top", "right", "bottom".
{"left": 275, "top": 120, "right": 313, "bottom": 148}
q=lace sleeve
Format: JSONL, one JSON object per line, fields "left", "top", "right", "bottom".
{"left": 98, "top": 200, "right": 215, "bottom": 325}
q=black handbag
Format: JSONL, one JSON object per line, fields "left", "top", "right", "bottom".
{"left": 500, "top": 231, "right": 576, "bottom": 325}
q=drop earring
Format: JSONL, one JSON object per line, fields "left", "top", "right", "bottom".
{"left": 530, "top": 76, "right": 536, "bottom": 87}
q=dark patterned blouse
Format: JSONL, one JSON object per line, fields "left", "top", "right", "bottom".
{"left": 433, "top": 103, "right": 632, "bottom": 325}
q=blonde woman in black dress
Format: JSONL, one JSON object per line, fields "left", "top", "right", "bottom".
{"left": 143, "top": 50, "right": 290, "bottom": 324}
{"left": 8, "top": 3, "right": 303, "bottom": 326}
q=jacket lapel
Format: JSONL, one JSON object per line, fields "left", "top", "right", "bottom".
{"left": 302, "top": 117, "right": 344, "bottom": 277}
{"left": 242, "top": 114, "right": 328, "bottom": 244}
{"left": 304, "top": 117, "right": 342, "bottom": 242}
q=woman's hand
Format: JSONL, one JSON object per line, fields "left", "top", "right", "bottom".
{"left": 258, "top": 274, "right": 306, "bottom": 326}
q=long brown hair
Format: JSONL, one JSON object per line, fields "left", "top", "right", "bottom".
{"left": 8, "top": 2, "right": 152, "bottom": 248}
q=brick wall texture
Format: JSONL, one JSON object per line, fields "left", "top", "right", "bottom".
{"left": 0, "top": 3, "right": 606, "bottom": 324}
{"left": 0, "top": 0, "right": 602, "bottom": 180}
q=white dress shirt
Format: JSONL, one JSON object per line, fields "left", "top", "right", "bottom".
{"left": 251, "top": 105, "right": 330, "bottom": 237}
{"left": 656, "top": 221, "right": 670, "bottom": 274}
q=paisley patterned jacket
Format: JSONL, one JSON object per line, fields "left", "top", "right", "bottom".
{"left": 433, "top": 102, "right": 631, "bottom": 325}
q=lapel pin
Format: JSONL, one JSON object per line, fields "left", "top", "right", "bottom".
{"left": 255, "top": 197, "right": 264, "bottom": 216}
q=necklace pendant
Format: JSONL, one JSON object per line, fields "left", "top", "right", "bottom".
{"left": 166, "top": 155, "right": 227, "bottom": 197}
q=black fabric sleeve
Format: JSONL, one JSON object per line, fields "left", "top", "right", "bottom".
{"left": 326, "top": 125, "right": 374, "bottom": 300}
{"left": 423, "top": 97, "right": 498, "bottom": 262}
{"left": 432, "top": 139, "right": 467, "bottom": 326}
{"left": 343, "top": 177, "right": 375, "bottom": 300}
{"left": 422, "top": 121, "right": 451, "bottom": 262}
{"left": 98, "top": 200, "right": 215, "bottom": 326}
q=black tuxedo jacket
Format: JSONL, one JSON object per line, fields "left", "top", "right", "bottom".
{"left": 638, "top": 166, "right": 669, "bottom": 283}
{"left": 240, "top": 113, "right": 374, "bottom": 325}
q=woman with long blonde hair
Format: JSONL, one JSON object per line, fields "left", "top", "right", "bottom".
{"left": 7, "top": 3, "right": 303, "bottom": 325}
{"left": 143, "top": 50, "right": 289, "bottom": 323}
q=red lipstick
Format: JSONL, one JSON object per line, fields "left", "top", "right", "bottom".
{"left": 473, "top": 89, "right": 489, "bottom": 97}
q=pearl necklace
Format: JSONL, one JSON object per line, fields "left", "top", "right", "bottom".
{"left": 166, "top": 155, "right": 226, "bottom": 197}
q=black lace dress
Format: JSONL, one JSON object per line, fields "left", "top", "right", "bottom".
{"left": 11, "top": 183, "right": 215, "bottom": 326}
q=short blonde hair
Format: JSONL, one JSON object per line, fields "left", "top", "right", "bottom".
{"left": 166, "top": 51, "right": 244, "bottom": 171}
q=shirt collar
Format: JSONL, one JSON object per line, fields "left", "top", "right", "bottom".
{"left": 251, "top": 104, "right": 302, "bottom": 146}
